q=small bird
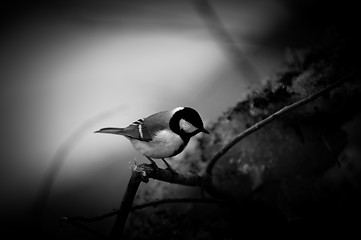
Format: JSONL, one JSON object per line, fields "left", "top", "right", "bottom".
{"left": 95, "top": 107, "right": 209, "bottom": 170}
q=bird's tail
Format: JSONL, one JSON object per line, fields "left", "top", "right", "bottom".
{"left": 95, "top": 127, "right": 125, "bottom": 135}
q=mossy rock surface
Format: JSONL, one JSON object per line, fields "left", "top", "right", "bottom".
{"left": 125, "top": 34, "right": 361, "bottom": 239}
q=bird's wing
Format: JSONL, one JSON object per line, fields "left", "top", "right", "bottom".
{"left": 121, "top": 119, "right": 151, "bottom": 141}
{"left": 122, "top": 111, "right": 172, "bottom": 141}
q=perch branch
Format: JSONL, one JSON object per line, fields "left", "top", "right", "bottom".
{"left": 205, "top": 71, "right": 358, "bottom": 176}
{"left": 137, "top": 163, "right": 202, "bottom": 186}
{"left": 109, "top": 163, "right": 202, "bottom": 239}
{"left": 110, "top": 167, "right": 143, "bottom": 239}
{"left": 62, "top": 164, "right": 203, "bottom": 239}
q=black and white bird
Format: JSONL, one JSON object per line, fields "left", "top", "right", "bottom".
{"left": 95, "top": 107, "right": 208, "bottom": 169}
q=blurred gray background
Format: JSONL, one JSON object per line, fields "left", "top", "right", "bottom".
{"left": 1, "top": 0, "right": 358, "bottom": 239}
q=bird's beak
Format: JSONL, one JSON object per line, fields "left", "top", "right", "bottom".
{"left": 201, "top": 127, "right": 209, "bottom": 134}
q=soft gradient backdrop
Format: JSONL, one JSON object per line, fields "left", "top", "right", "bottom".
{"left": 0, "top": 0, "right": 295, "bottom": 238}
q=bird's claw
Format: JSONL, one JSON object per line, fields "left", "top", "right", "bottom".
{"left": 146, "top": 157, "right": 160, "bottom": 171}
{"left": 161, "top": 158, "right": 177, "bottom": 177}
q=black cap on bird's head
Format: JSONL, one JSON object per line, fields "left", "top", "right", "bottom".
{"left": 169, "top": 107, "right": 209, "bottom": 137}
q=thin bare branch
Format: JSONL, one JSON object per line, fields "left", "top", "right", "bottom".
{"left": 61, "top": 210, "right": 119, "bottom": 223}
{"left": 204, "top": 71, "right": 359, "bottom": 176}
{"left": 61, "top": 198, "right": 224, "bottom": 225}
{"left": 131, "top": 198, "right": 225, "bottom": 211}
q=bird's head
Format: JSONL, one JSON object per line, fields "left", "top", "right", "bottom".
{"left": 169, "top": 107, "right": 209, "bottom": 137}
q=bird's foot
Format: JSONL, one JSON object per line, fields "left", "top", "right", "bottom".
{"left": 146, "top": 157, "right": 160, "bottom": 170}
{"left": 161, "top": 158, "right": 177, "bottom": 176}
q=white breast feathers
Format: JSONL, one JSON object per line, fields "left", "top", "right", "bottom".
{"left": 129, "top": 129, "right": 185, "bottom": 159}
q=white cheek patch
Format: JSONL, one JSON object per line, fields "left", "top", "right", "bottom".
{"left": 179, "top": 119, "right": 197, "bottom": 133}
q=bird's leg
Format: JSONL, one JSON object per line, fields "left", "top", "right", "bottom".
{"left": 146, "top": 156, "right": 159, "bottom": 169}
{"left": 161, "top": 158, "right": 177, "bottom": 175}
